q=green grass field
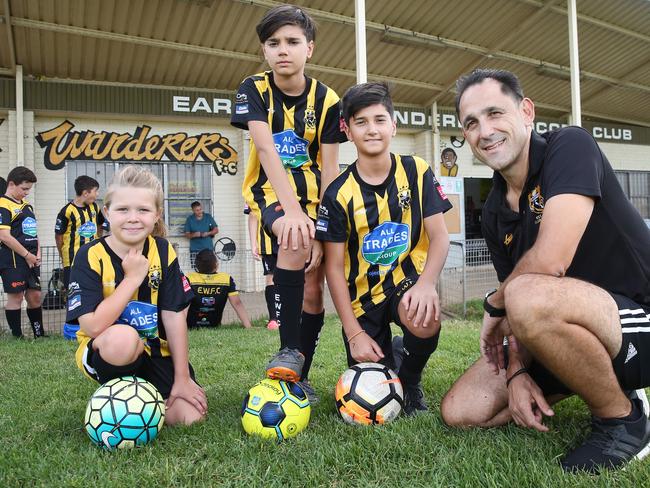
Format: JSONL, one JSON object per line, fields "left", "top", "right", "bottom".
{"left": 1, "top": 316, "right": 649, "bottom": 487}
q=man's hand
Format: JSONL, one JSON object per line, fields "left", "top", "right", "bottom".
{"left": 480, "top": 314, "right": 512, "bottom": 373}
{"left": 402, "top": 281, "right": 439, "bottom": 327}
{"left": 305, "top": 240, "right": 323, "bottom": 273}
{"left": 25, "top": 252, "right": 39, "bottom": 268}
{"left": 508, "top": 372, "right": 554, "bottom": 432}
{"left": 349, "top": 332, "right": 384, "bottom": 363}
{"left": 167, "top": 377, "right": 208, "bottom": 416}
{"left": 121, "top": 248, "right": 150, "bottom": 285}
{"left": 275, "top": 209, "right": 314, "bottom": 250}
{"left": 251, "top": 241, "right": 261, "bottom": 261}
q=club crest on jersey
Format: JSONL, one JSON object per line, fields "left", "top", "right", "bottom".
{"left": 504, "top": 233, "right": 513, "bottom": 246}
{"left": 148, "top": 267, "right": 161, "bottom": 290}
{"left": 528, "top": 185, "right": 545, "bottom": 224}
{"left": 362, "top": 222, "right": 410, "bottom": 266}
{"left": 77, "top": 221, "right": 97, "bottom": 238}
{"left": 272, "top": 129, "right": 311, "bottom": 169}
{"left": 304, "top": 107, "right": 316, "bottom": 130}
{"left": 398, "top": 186, "right": 411, "bottom": 210}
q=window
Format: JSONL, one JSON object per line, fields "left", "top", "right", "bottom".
{"left": 615, "top": 171, "right": 650, "bottom": 219}
{"left": 66, "top": 161, "right": 213, "bottom": 236}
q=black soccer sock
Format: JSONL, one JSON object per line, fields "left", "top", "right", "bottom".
{"left": 5, "top": 309, "right": 23, "bottom": 338}
{"left": 265, "top": 285, "right": 276, "bottom": 321}
{"left": 27, "top": 307, "right": 45, "bottom": 337}
{"left": 273, "top": 267, "right": 305, "bottom": 350}
{"left": 300, "top": 310, "right": 324, "bottom": 380}
{"left": 399, "top": 329, "right": 441, "bottom": 385}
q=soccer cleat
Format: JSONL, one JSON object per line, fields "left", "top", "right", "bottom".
{"left": 402, "top": 382, "right": 428, "bottom": 416}
{"left": 297, "top": 378, "right": 319, "bottom": 405}
{"left": 266, "top": 320, "right": 279, "bottom": 330}
{"left": 392, "top": 335, "right": 404, "bottom": 373}
{"left": 561, "top": 398, "right": 650, "bottom": 473}
{"left": 266, "top": 347, "right": 304, "bottom": 383}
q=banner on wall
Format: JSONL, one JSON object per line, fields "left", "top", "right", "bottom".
{"left": 35, "top": 120, "right": 238, "bottom": 175}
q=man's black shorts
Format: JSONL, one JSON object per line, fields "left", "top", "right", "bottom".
{"left": 0, "top": 265, "right": 40, "bottom": 293}
{"left": 342, "top": 276, "right": 417, "bottom": 369}
{"left": 530, "top": 292, "right": 650, "bottom": 396}
{"left": 80, "top": 339, "right": 197, "bottom": 399}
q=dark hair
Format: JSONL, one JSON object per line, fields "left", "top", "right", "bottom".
{"left": 191, "top": 201, "right": 202, "bottom": 209}
{"left": 195, "top": 249, "right": 218, "bottom": 274}
{"left": 256, "top": 4, "right": 316, "bottom": 43}
{"left": 441, "top": 148, "right": 457, "bottom": 158}
{"left": 342, "top": 82, "right": 394, "bottom": 124}
{"left": 74, "top": 175, "right": 99, "bottom": 196}
{"left": 7, "top": 166, "right": 37, "bottom": 185}
{"left": 455, "top": 69, "right": 525, "bottom": 115}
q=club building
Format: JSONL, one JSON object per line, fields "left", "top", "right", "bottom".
{"left": 0, "top": 0, "right": 649, "bottom": 310}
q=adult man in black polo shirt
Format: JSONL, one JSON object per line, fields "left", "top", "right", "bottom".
{"left": 440, "top": 69, "right": 650, "bottom": 473}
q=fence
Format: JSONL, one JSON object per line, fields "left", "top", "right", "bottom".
{"left": 0, "top": 239, "right": 498, "bottom": 336}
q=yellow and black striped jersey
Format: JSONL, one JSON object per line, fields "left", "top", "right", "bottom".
{"left": 186, "top": 271, "right": 237, "bottom": 327}
{"left": 316, "top": 154, "right": 452, "bottom": 317}
{"left": 0, "top": 195, "right": 38, "bottom": 269}
{"left": 55, "top": 201, "right": 104, "bottom": 267}
{"left": 67, "top": 236, "right": 193, "bottom": 372}
{"left": 244, "top": 203, "right": 275, "bottom": 256}
{"left": 231, "top": 71, "right": 347, "bottom": 220}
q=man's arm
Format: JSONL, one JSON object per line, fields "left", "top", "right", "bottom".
{"left": 228, "top": 295, "right": 252, "bottom": 329}
{"left": 0, "top": 228, "right": 38, "bottom": 268}
{"left": 486, "top": 194, "right": 594, "bottom": 309}
{"left": 247, "top": 214, "right": 260, "bottom": 260}
{"left": 324, "top": 241, "right": 384, "bottom": 362}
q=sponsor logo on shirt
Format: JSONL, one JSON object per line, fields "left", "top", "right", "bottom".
{"left": 68, "top": 294, "right": 82, "bottom": 311}
{"left": 77, "top": 221, "right": 97, "bottom": 238}
{"left": 272, "top": 129, "right": 311, "bottom": 169}
{"left": 55, "top": 218, "right": 62, "bottom": 231}
{"left": 362, "top": 222, "right": 410, "bottom": 266}
{"left": 436, "top": 184, "right": 448, "bottom": 200}
{"left": 235, "top": 104, "right": 249, "bottom": 115}
{"left": 182, "top": 275, "right": 191, "bottom": 292}
{"left": 236, "top": 93, "right": 248, "bottom": 103}
{"left": 22, "top": 217, "right": 37, "bottom": 237}
{"left": 117, "top": 300, "right": 158, "bottom": 339}
{"left": 528, "top": 185, "right": 545, "bottom": 224}
{"left": 68, "top": 281, "right": 81, "bottom": 294}
{"left": 316, "top": 219, "right": 328, "bottom": 232}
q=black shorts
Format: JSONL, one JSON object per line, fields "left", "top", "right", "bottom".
{"left": 0, "top": 265, "right": 40, "bottom": 293}
{"left": 260, "top": 202, "right": 316, "bottom": 238}
{"left": 262, "top": 254, "right": 277, "bottom": 275}
{"left": 80, "top": 339, "right": 197, "bottom": 399}
{"left": 63, "top": 266, "right": 71, "bottom": 289}
{"left": 342, "top": 276, "right": 417, "bottom": 369}
{"left": 529, "top": 292, "right": 650, "bottom": 396}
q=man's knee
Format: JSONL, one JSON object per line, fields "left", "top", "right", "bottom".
{"left": 440, "top": 390, "right": 479, "bottom": 427}
{"left": 505, "top": 274, "right": 558, "bottom": 340}
{"left": 165, "top": 398, "right": 206, "bottom": 426}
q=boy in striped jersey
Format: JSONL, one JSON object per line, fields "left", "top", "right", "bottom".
{"left": 55, "top": 175, "right": 104, "bottom": 287}
{"left": 231, "top": 5, "right": 347, "bottom": 399}
{"left": 317, "top": 82, "right": 452, "bottom": 415}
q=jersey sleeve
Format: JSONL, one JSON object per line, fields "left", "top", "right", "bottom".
{"left": 315, "top": 190, "right": 348, "bottom": 242}
{"left": 320, "top": 101, "right": 347, "bottom": 144}
{"left": 95, "top": 206, "right": 105, "bottom": 228}
{"left": 0, "top": 202, "right": 11, "bottom": 230}
{"left": 65, "top": 247, "right": 104, "bottom": 323}
{"left": 231, "top": 77, "right": 269, "bottom": 130}
{"left": 54, "top": 207, "right": 68, "bottom": 235}
{"left": 159, "top": 245, "right": 194, "bottom": 312}
{"left": 542, "top": 127, "right": 603, "bottom": 202}
{"left": 422, "top": 167, "right": 453, "bottom": 218}
{"left": 228, "top": 276, "right": 238, "bottom": 296}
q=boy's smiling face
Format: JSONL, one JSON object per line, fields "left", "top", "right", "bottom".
{"left": 262, "top": 24, "right": 313, "bottom": 77}
{"left": 344, "top": 104, "right": 396, "bottom": 158}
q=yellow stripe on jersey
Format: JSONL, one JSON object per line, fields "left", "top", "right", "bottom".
{"left": 241, "top": 71, "right": 341, "bottom": 221}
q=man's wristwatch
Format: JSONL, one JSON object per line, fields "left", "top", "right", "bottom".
{"left": 483, "top": 289, "right": 506, "bottom": 317}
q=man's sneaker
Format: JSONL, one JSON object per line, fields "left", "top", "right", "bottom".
{"left": 297, "top": 378, "right": 319, "bottom": 405}
{"left": 266, "top": 320, "right": 279, "bottom": 330}
{"left": 266, "top": 347, "right": 304, "bottom": 383}
{"left": 561, "top": 398, "right": 650, "bottom": 473}
{"left": 402, "top": 382, "right": 428, "bottom": 416}
{"left": 392, "top": 335, "right": 404, "bottom": 373}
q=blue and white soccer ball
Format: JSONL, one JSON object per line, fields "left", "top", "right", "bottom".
{"left": 84, "top": 376, "right": 165, "bottom": 450}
